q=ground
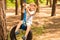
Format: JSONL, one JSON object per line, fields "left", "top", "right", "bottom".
{"left": 6, "top": 5, "right": 60, "bottom": 40}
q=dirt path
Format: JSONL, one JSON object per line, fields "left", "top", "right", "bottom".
{"left": 32, "top": 15, "right": 60, "bottom": 40}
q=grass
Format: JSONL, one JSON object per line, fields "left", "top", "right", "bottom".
{"left": 32, "top": 25, "right": 45, "bottom": 35}
{"left": 7, "top": 2, "right": 15, "bottom": 8}
{"left": 8, "top": 25, "right": 45, "bottom": 40}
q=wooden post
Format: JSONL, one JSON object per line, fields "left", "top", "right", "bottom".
{"left": 0, "top": 0, "right": 7, "bottom": 40}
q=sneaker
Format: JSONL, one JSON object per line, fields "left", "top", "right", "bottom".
{"left": 22, "top": 36, "right": 27, "bottom": 40}
{"left": 15, "top": 31, "right": 19, "bottom": 35}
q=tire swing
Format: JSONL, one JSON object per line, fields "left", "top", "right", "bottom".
{"left": 10, "top": 9, "right": 32, "bottom": 40}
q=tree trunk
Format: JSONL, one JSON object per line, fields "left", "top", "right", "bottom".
{"left": 35, "top": 0, "right": 39, "bottom": 12}
{"left": 49, "top": 0, "right": 52, "bottom": 7}
{"left": 46, "top": 0, "right": 49, "bottom": 5}
{"left": 20, "top": 0, "right": 24, "bottom": 20}
{"left": 3, "top": 0, "right": 6, "bottom": 11}
{"left": 4, "top": 0, "right": 6, "bottom": 10}
{"left": 51, "top": 0, "right": 57, "bottom": 16}
{"left": 0, "top": 0, "right": 7, "bottom": 40}
{"left": 46, "top": 0, "right": 52, "bottom": 7}
{"left": 15, "top": 0, "right": 18, "bottom": 15}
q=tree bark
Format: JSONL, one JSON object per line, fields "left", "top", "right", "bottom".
{"left": 49, "top": 0, "right": 52, "bottom": 7}
{"left": 4, "top": 0, "right": 6, "bottom": 10}
{"left": 15, "top": 0, "right": 18, "bottom": 15}
{"left": 20, "top": 0, "right": 24, "bottom": 20}
{"left": 51, "top": 0, "right": 57, "bottom": 16}
{"left": 35, "top": 0, "right": 39, "bottom": 12}
{"left": 0, "top": 0, "right": 7, "bottom": 40}
{"left": 46, "top": 0, "right": 52, "bottom": 7}
{"left": 46, "top": 0, "right": 49, "bottom": 5}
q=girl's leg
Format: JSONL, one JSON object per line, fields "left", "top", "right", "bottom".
{"left": 22, "top": 25, "right": 31, "bottom": 40}
{"left": 25, "top": 18, "right": 32, "bottom": 37}
{"left": 15, "top": 21, "right": 22, "bottom": 32}
{"left": 25, "top": 25, "right": 31, "bottom": 37}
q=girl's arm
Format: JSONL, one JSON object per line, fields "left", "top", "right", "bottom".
{"left": 31, "top": 5, "right": 37, "bottom": 16}
{"left": 31, "top": 9, "right": 36, "bottom": 16}
{"left": 26, "top": 6, "right": 37, "bottom": 16}
{"left": 26, "top": 7, "right": 31, "bottom": 16}
{"left": 29, "top": 10, "right": 36, "bottom": 16}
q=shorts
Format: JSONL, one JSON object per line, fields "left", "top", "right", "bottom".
{"left": 26, "top": 16, "right": 33, "bottom": 26}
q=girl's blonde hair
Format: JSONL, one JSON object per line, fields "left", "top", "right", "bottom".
{"left": 29, "top": 3, "right": 37, "bottom": 8}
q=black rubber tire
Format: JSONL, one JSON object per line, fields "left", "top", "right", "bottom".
{"left": 10, "top": 25, "right": 17, "bottom": 40}
{"left": 26, "top": 31, "right": 32, "bottom": 40}
{"left": 10, "top": 25, "right": 32, "bottom": 40}
{"left": 20, "top": 24, "right": 33, "bottom": 40}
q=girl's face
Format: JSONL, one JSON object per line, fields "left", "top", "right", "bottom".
{"left": 29, "top": 4, "right": 35, "bottom": 11}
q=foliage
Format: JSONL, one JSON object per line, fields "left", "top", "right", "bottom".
{"left": 7, "top": 0, "right": 15, "bottom": 8}
{"left": 6, "top": 0, "right": 46, "bottom": 8}
{"left": 40, "top": 0, "right": 46, "bottom": 3}
{"left": 9, "top": 0, "right": 14, "bottom": 3}
{"left": 26, "top": 0, "right": 34, "bottom": 4}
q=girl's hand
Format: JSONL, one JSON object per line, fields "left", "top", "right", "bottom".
{"left": 26, "top": 7, "right": 29, "bottom": 10}
{"left": 23, "top": 3, "right": 26, "bottom": 7}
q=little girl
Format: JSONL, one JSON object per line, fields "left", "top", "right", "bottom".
{"left": 15, "top": 3, "right": 37, "bottom": 40}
